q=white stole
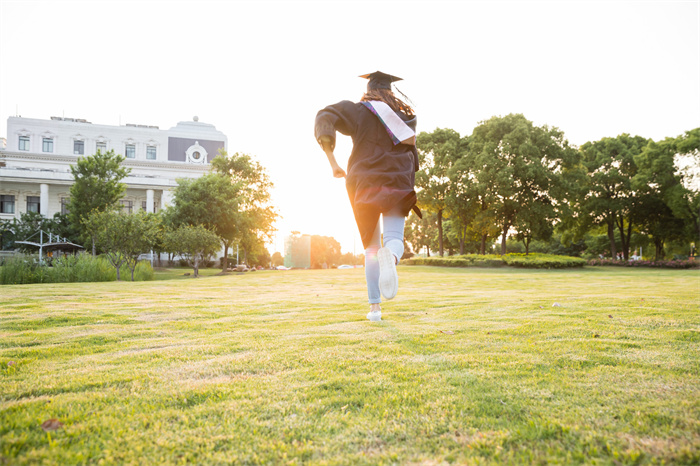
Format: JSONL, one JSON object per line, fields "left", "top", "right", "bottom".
{"left": 362, "top": 101, "right": 416, "bottom": 146}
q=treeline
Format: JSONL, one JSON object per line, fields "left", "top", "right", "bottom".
{"left": 0, "top": 149, "right": 277, "bottom": 280}
{"left": 405, "top": 114, "right": 699, "bottom": 261}
{"left": 281, "top": 232, "right": 363, "bottom": 269}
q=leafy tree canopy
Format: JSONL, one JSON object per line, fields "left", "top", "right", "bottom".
{"left": 91, "top": 210, "right": 160, "bottom": 281}
{"left": 68, "top": 149, "right": 130, "bottom": 252}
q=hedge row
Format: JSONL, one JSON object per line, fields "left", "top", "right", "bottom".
{"left": 403, "top": 253, "right": 586, "bottom": 269}
{"left": 587, "top": 258, "right": 699, "bottom": 269}
{"left": 404, "top": 254, "right": 504, "bottom": 268}
{"left": 504, "top": 253, "right": 587, "bottom": 268}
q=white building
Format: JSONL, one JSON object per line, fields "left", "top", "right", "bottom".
{"left": 0, "top": 115, "right": 227, "bottom": 221}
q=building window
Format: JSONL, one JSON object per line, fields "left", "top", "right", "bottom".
{"left": 60, "top": 197, "right": 70, "bottom": 215}
{"left": 125, "top": 144, "right": 136, "bottom": 159}
{"left": 27, "top": 196, "right": 40, "bottom": 213}
{"left": 120, "top": 200, "right": 133, "bottom": 214}
{"left": 43, "top": 138, "right": 54, "bottom": 153}
{"left": 74, "top": 140, "right": 84, "bottom": 155}
{"left": 1, "top": 195, "right": 16, "bottom": 214}
{"left": 146, "top": 146, "right": 156, "bottom": 160}
{"left": 96, "top": 142, "right": 107, "bottom": 153}
{"left": 19, "top": 136, "right": 30, "bottom": 151}
{"left": 141, "top": 201, "right": 158, "bottom": 212}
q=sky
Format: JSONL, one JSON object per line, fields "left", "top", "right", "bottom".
{"left": 1, "top": 0, "right": 699, "bottom": 255}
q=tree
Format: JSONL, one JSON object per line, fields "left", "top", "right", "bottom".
{"left": 68, "top": 149, "right": 130, "bottom": 255}
{"left": 211, "top": 151, "right": 277, "bottom": 270}
{"left": 1, "top": 211, "right": 54, "bottom": 252}
{"left": 449, "top": 145, "right": 496, "bottom": 255}
{"left": 0, "top": 212, "right": 80, "bottom": 253}
{"left": 168, "top": 151, "right": 277, "bottom": 271}
{"left": 163, "top": 225, "right": 221, "bottom": 277}
{"left": 466, "top": 114, "right": 578, "bottom": 255}
{"left": 405, "top": 212, "right": 438, "bottom": 257}
{"left": 250, "top": 247, "right": 271, "bottom": 268}
{"left": 168, "top": 173, "right": 240, "bottom": 268}
{"left": 92, "top": 210, "right": 160, "bottom": 281}
{"left": 309, "top": 235, "right": 342, "bottom": 268}
{"left": 49, "top": 213, "right": 81, "bottom": 246}
{"left": 514, "top": 201, "right": 555, "bottom": 255}
{"left": 416, "top": 129, "right": 464, "bottom": 256}
{"left": 578, "top": 134, "right": 650, "bottom": 260}
{"left": 271, "top": 252, "right": 284, "bottom": 267}
{"left": 339, "top": 251, "right": 363, "bottom": 265}
{"left": 670, "top": 128, "right": 700, "bottom": 247}
{"left": 633, "top": 136, "right": 688, "bottom": 259}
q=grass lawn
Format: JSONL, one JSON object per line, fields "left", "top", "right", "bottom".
{"left": 1, "top": 266, "right": 699, "bottom": 465}
{"left": 151, "top": 266, "right": 231, "bottom": 281}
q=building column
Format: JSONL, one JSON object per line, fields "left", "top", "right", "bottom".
{"left": 40, "top": 183, "right": 49, "bottom": 217}
{"left": 146, "top": 189, "right": 154, "bottom": 213}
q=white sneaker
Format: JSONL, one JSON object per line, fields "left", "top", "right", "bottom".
{"left": 366, "top": 309, "right": 382, "bottom": 322}
{"left": 378, "top": 246, "right": 398, "bottom": 300}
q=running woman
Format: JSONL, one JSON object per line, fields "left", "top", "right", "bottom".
{"left": 315, "top": 71, "right": 421, "bottom": 321}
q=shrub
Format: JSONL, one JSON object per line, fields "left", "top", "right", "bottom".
{"left": 118, "top": 260, "right": 155, "bottom": 281}
{"left": 0, "top": 255, "right": 41, "bottom": 285}
{"left": 587, "top": 258, "right": 699, "bottom": 269}
{"left": 404, "top": 253, "right": 586, "bottom": 269}
{"left": 50, "top": 255, "right": 116, "bottom": 282}
{"left": 503, "top": 253, "right": 586, "bottom": 269}
{"left": 404, "top": 254, "right": 505, "bottom": 268}
{"left": 134, "top": 261, "right": 155, "bottom": 281}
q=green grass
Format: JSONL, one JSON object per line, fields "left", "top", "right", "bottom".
{"left": 1, "top": 266, "right": 699, "bottom": 465}
{"left": 151, "top": 266, "right": 230, "bottom": 280}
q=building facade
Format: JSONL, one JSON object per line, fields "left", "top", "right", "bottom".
{"left": 0, "top": 115, "right": 227, "bottom": 222}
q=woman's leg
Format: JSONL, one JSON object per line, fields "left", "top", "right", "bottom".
{"left": 376, "top": 208, "right": 405, "bottom": 300}
{"left": 382, "top": 208, "right": 406, "bottom": 264}
{"left": 365, "top": 219, "right": 382, "bottom": 304}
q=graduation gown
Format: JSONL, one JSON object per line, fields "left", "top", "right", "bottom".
{"left": 315, "top": 100, "right": 420, "bottom": 249}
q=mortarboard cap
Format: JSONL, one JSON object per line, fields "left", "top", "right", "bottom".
{"left": 360, "top": 71, "right": 403, "bottom": 91}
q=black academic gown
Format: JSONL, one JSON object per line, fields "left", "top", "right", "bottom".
{"left": 315, "top": 100, "right": 420, "bottom": 249}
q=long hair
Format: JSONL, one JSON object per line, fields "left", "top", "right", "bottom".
{"left": 361, "top": 88, "right": 415, "bottom": 117}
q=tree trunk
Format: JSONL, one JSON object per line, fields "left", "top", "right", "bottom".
{"left": 616, "top": 217, "right": 632, "bottom": 261}
{"left": 480, "top": 234, "right": 487, "bottom": 255}
{"left": 607, "top": 220, "right": 617, "bottom": 259}
{"left": 459, "top": 238, "right": 465, "bottom": 255}
{"left": 654, "top": 238, "right": 665, "bottom": 261}
{"left": 437, "top": 210, "right": 444, "bottom": 257}
{"left": 222, "top": 244, "right": 229, "bottom": 271}
{"left": 92, "top": 236, "right": 96, "bottom": 256}
{"left": 193, "top": 258, "right": 199, "bottom": 278}
{"left": 500, "top": 223, "right": 509, "bottom": 256}
{"left": 525, "top": 237, "right": 531, "bottom": 256}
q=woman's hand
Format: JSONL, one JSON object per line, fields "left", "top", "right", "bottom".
{"left": 321, "top": 138, "right": 346, "bottom": 178}
{"left": 332, "top": 164, "right": 347, "bottom": 178}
